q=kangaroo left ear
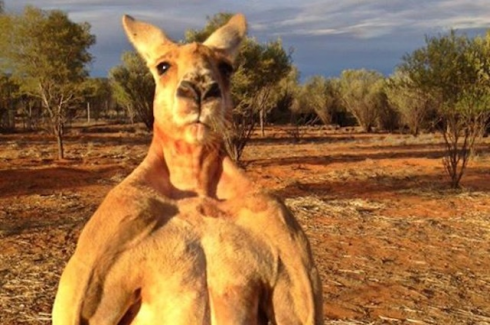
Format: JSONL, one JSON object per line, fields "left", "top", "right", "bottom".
{"left": 122, "top": 15, "right": 175, "bottom": 63}
{"left": 203, "top": 14, "right": 247, "bottom": 61}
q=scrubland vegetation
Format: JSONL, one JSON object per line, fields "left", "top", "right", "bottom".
{"left": 2, "top": 6, "right": 489, "bottom": 187}
{"left": 1, "top": 127, "right": 490, "bottom": 324}
{"left": 1, "top": 4, "right": 490, "bottom": 324}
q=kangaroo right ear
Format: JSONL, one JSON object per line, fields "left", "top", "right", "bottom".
{"left": 122, "top": 15, "right": 175, "bottom": 63}
{"left": 203, "top": 13, "right": 247, "bottom": 62}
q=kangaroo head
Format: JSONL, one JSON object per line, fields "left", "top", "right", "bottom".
{"left": 122, "top": 14, "right": 247, "bottom": 145}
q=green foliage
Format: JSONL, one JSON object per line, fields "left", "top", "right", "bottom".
{"left": 386, "top": 70, "right": 434, "bottom": 136}
{"left": 0, "top": 73, "right": 19, "bottom": 130}
{"left": 293, "top": 75, "right": 342, "bottom": 125}
{"left": 401, "top": 31, "right": 465, "bottom": 104}
{"left": 0, "top": 13, "right": 11, "bottom": 71}
{"left": 231, "top": 36, "right": 292, "bottom": 139}
{"left": 1, "top": 6, "right": 94, "bottom": 90}
{"left": 225, "top": 35, "right": 292, "bottom": 157}
{"left": 376, "top": 93, "right": 399, "bottom": 132}
{"left": 0, "top": 5, "right": 95, "bottom": 158}
{"left": 82, "top": 78, "right": 112, "bottom": 121}
{"left": 231, "top": 37, "right": 292, "bottom": 102}
{"left": 272, "top": 66, "right": 300, "bottom": 123}
{"left": 400, "top": 30, "right": 490, "bottom": 188}
{"left": 339, "top": 69, "right": 386, "bottom": 132}
{"left": 109, "top": 51, "right": 155, "bottom": 130}
{"left": 400, "top": 30, "right": 490, "bottom": 118}
{"left": 83, "top": 78, "right": 111, "bottom": 103}
{"left": 185, "top": 13, "right": 235, "bottom": 43}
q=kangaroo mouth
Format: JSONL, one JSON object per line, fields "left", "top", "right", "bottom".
{"left": 188, "top": 120, "right": 208, "bottom": 128}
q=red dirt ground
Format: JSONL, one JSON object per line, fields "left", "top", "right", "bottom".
{"left": 1, "top": 124, "right": 490, "bottom": 324}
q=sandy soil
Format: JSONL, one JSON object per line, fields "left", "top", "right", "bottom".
{"left": 1, "top": 124, "right": 489, "bottom": 324}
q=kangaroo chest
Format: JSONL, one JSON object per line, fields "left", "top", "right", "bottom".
{"left": 128, "top": 196, "right": 274, "bottom": 325}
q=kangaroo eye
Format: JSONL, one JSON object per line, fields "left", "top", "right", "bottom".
{"left": 218, "top": 61, "right": 233, "bottom": 80}
{"left": 156, "top": 62, "right": 171, "bottom": 76}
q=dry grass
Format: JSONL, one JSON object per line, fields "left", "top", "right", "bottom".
{"left": 1, "top": 125, "right": 490, "bottom": 324}
{"left": 288, "top": 194, "right": 490, "bottom": 324}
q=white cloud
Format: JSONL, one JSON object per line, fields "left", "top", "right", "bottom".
{"left": 250, "top": 0, "right": 490, "bottom": 39}
{"left": 5, "top": 0, "right": 490, "bottom": 77}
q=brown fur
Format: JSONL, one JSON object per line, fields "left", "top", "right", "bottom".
{"left": 52, "top": 13, "right": 323, "bottom": 324}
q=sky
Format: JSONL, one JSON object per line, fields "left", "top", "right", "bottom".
{"left": 5, "top": 0, "right": 490, "bottom": 81}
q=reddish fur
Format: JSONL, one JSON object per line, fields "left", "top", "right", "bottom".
{"left": 52, "top": 13, "right": 323, "bottom": 325}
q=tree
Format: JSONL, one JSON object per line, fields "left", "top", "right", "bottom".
{"left": 294, "top": 75, "right": 341, "bottom": 125}
{"left": 274, "top": 66, "right": 300, "bottom": 121}
{"left": 109, "top": 51, "right": 154, "bottom": 130}
{"left": 234, "top": 37, "right": 292, "bottom": 135}
{"left": 375, "top": 85, "right": 399, "bottom": 133}
{"left": 386, "top": 70, "right": 433, "bottom": 136}
{"left": 185, "top": 13, "right": 234, "bottom": 43}
{"left": 0, "top": 6, "right": 95, "bottom": 159}
{"left": 82, "top": 78, "right": 112, "bottom": 123}
{"left": 400, "top": 30, "right": 490, "bottom": 188}
{"left": 0, "top": 73, "right": 18, "bottom": 130}
{"left": 0, "top": 2, "right": 9, "bottom": 70}
{"left": 186, "top": 13, "right": 293, "bottom": 160}
{"left": 339, "top": 69, "right": 386, "bottom": 132}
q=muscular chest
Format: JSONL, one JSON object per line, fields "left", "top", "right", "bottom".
{"left": 127, "top": 197, "right": 275, "bottom": 324}
{"left": 155, "top": 197, "right": 275, "bottom": 283}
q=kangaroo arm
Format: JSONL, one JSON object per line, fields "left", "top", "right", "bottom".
{"left": 240, "top": 196, "right": 323, "bottom": 325}
{"left": 52, "top": 185, "right": 175, "bottom": 325}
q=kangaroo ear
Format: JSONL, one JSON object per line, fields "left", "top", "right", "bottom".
{"left": 203, "top": 13, "right": 247, "bottom": 61}
{"left": 122, "top": 15, "right": 174, "bottom": 62}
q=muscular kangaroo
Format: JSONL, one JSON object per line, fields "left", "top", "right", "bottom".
{"left": 52, "top": 13, "right": 323, "bottom": 325}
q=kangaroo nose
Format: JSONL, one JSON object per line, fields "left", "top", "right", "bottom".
{"left": 177, "top": 81, "right": 221, "bottom": 104}
{"left": 177, "top": 80, "right": 200, "bottom": 103}
{"left": 202, "top": 82, "right": 221, "bottom": 101}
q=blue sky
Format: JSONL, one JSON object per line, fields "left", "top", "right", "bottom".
{"left": 5, "top": 0, "right": 490, "bottom": 81}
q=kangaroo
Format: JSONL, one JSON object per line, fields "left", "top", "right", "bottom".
{"left": 52, "top": 13, "right": 323, "bottom": 325}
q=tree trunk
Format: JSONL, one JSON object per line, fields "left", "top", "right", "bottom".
{"left": 260, "top": 108, "right": 265, "bottom": 137}
{"left": 54, "top": 123, "right": 65, "bottom": 160}
{"left": 87, "top": 102, "right": 91, "bottom": 124}
{"left": 363, "top": 124, "right": 373, "bottom": 133}
{"left": 57, "top": 133, "right": 64, "bottom": 160}
{"left": 27, "top": 104, "right": 32, "bottom": 131}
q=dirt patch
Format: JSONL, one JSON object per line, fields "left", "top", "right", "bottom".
{"left": 1, "top": 126, "right": 490, "bottom": 324}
